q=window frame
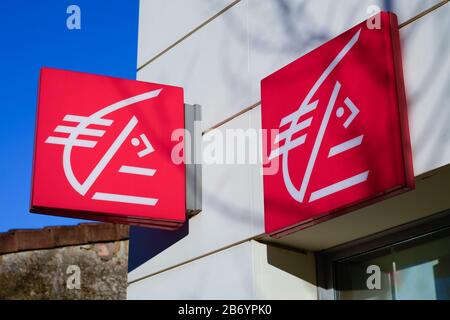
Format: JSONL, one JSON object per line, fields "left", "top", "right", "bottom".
{"left": 316, "top": 209, "right": 450, "bottom": 300}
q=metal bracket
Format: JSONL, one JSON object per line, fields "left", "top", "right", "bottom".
{"left": 184, "top": 104, "right": 202, "bottom": 218}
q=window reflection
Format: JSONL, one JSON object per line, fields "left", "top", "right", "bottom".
{"left": 335, "top": 227, "right": 450, "bottom": 300}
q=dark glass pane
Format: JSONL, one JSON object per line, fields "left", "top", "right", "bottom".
{"left": 334, "top": 227, "right": 450, "bottom": 300}
{"left": 391, "top": 228, "right": 450, "bottom": 300}
{"left": 335, "top": 247, "right": 393, "bottom": 300}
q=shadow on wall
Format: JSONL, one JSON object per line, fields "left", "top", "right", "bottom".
{"left": 267, "top": 244, "right": 317, "bottom": 286}
{"left": 128, "top": 222, "right": 189, "bottom": 272}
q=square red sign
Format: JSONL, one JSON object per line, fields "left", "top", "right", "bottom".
{"left": 261, "top": 12, "right": 414, "bottom": 237}
{"left": 31, "top": 68, "right": 186, "bottom": 229}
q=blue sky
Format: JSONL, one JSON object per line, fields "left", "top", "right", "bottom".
{"left": 0, "top": 1, "right": 139, "bottom": 231}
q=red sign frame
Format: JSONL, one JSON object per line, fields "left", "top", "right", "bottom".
{"left": 261, "top": 12, "right": 414, "bottom": 237}
{"left": 31, "top": 68, "right": 186, "bottom": 229}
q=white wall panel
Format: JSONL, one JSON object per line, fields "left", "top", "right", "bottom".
{"left": 137, "top": 0, "right": 251, "bottom": 131}
{"left": 128, "top": 241, "right": 319, "bottom": 299}
{"left": 138, "top": 0, "right": 433, "bottom": 131}
{"left": 131, "top": 0, "right": 450, "bottom": 282}
{"left": 252, "top": 241, "right": 317, "bottom": 300}
{"left": 130, "top": 0, "right": 450, "bottom": 296}
{"left": 137, "top": 0, "right": 234, "bottom": 66}
{"left": 128, "top": 107, "right": 265, "bottom": 282}
{"left": 391, "top": 0, "right": 442, "bottom": 24}
{"left": 128, "top": 241, "right": 255, "bottom": 299}
{"left": 247, "top": 0, "right": 437, "bottom": 101}
{"left": 401, "top": 4, "right": 450, "bottom": 175}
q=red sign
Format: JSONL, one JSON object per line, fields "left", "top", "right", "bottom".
{"left": 261, "top": 12, "right": 414, "bottom": 237}
{"left": 31, "top": 68, "right": 186, "bottom": 229}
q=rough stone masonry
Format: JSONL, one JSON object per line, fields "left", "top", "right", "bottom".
{"left": 0, "top": 223, "right": 129, "bottom": 300}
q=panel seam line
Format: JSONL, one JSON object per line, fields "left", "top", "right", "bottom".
{"left": 398, "top": 0, "right": 448, "bottom": 28}
{"left": 137, "top": 0, "right": 242, "bottom": 71}
{"left": 201, "top": 0, "right": 448, "bottom": 134}
{"left": 128, "top": 232, "right": 265, "bottom": 285}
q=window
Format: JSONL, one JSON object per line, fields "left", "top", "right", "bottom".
{"left": 317, "top": 210, "right": 450, "bottom": 300}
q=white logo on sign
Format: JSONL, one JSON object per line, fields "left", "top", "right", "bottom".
{"left": 269, "top": 29, "right": 369, "bottom": 203}
{"left": 45, "top": 89, "right": 162, "bottom": 206}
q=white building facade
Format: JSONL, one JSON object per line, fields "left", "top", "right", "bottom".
{"left": 128, "top": 0, "right": 450, "bottom": 300}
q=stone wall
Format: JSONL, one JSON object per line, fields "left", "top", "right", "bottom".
{"left": 0, "top": 223, "right": 129, "bottom": 300}
{"left": 0, "top": 240, "right": 128, "bottom": 299}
